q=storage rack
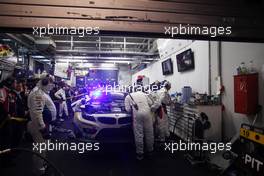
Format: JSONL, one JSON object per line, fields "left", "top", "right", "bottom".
{"left": 167, "top": 103, "right": 199, "bottom": 142}
{"left": 167, "top": 103, "right": 207, "bottom": 165}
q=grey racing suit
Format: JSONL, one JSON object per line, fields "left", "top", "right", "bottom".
{"left": 27, "top": 84, "right": 56, "bottom": 171}
{"left": 125, "top": 91, "right": 154, "bottom": 155}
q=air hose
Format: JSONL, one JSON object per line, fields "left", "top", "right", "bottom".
{"left": 0, "top": 148, "right": 64, "bottom": 176}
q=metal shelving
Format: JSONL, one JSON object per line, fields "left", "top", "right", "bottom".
{"left": 168, "top": 103, "right": 199, "bottom": 142}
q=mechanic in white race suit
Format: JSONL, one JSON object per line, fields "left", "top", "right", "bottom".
{"left": 71, "top": 95, "right": 92, "bottom": 137}
{"left": 150, "top": 81, "right": 172, "bottom": 142}
{"left": 27, "top": 73, "right": 56, "bottom": 174}
{"left": 55, "top": 82, "right": 69, "bottom": 121}
{"left": 71, "top": 95, "right": 91, "bottom": 123}
{"left": 125, "top": 87, "right": 154, "bottom": 160}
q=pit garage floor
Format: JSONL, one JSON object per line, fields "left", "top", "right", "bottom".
{"left": 2, "top": 118, "right": 219, "bottom": 176}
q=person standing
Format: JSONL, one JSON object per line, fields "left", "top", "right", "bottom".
{"left": 27, "top": 73, "right": 56, "bottom": 174}
{"left": 150, "top": 81, "right": 172, "bottom": 143}
{"left": 54, "top": 82, "right": 69, "bottom": 121}
{"left": 125, "top": 88, "right": 154, "bottom": 160}
{"left": 65, "top": 85, "right": 74, "bottom": 118}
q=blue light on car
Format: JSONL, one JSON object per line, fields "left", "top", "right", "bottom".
{"left": 92, "top": 90, "right": 102, "bottom": 99}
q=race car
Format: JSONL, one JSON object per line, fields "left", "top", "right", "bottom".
{"left": 73, "top": 89, "right": 132, "bottom": 140}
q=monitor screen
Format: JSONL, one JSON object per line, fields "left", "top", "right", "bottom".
{"left": 176, "top": 49, "right": 195, "bottom": 72}
{"left": 162, "top": 58, "right": 173, "bottom": 75}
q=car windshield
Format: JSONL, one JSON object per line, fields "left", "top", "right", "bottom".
{"left": 84, "top": 92, "right": 128, "bottom": 114}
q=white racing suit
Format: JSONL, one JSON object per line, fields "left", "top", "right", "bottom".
{"left": 55, "top": 88, "right": 69, "bottom": 118}
{"left": 150, "top": 88, "right": 171, "bottom": 142}
{"left": 27, "top": 85, "right": 56, "bottom": 172}
{"left": 125, "top": 91, "right": 154, "bottom": 155}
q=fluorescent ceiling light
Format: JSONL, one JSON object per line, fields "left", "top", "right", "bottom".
{"left": 32, "top": 55, "right": 45, "bottom": 59}
{"left": 56, "top": 56, "right": 137, "bottom": 61}
{"left": 57, "top": 59, "right": 84, "bottom": 63}
{"left": 103, "top": 60, "right": 130, "bottom": 64}
{"left": 101, "top": 63, "right": 115, "bottom": 68}
{"left": 1, "top": 39, "right": 12, "bottom": 41}
{"left": 40, "top": 59, "right": 50, "bottom": 62}
{"left": 79, "top": 63, "right": 93, "bottom": 67}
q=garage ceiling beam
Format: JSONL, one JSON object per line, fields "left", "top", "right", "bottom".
{"left": 54, "top": 40, "right": 150, "bottom": 46}
{"left": 56, "top": 49, "right": 158, "bottom": 56}
{"left": 0, "top": 0, "right": 262, "bottom": 17}
{"left": 0, "top": 0, "right": 263, "bottom": 40}
{"left": 55, "top": 55, "right": 157, "bottom": 60}
{"left": 54, "top": 57, "right": 157, "bottom": 63}
{"left": 0, "top": 4, "right": 262, "bottom": 28}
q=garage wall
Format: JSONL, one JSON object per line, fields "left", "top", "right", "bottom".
{"left": 221, "top": 42, "right": 264, "bottom": 140}
{"left": 132, "top": 39, "right": 210, "bottom": 94}
{"left": 209, "top": 41, "right": 221, "bottom": 95}
{"left": 133, "top": 40, "right": 264, "bottom": 141}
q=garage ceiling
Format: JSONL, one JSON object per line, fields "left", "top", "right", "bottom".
{"left": 0, "top": 0, "right": 264, "bottom": 41}
{"left": 0, "top": 33, "right": 159, "bottom": 65}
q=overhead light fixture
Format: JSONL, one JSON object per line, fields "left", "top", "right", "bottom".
{"left": 1, "top": 39, "right": 12, "bottom": 42}
{"left": 32, "top": 55, "right": 45, "bottom": 59}
{"left": 101, "top": 63, "right": 115, "bottom": 68}
{"left": 56, "top": 59, "right": 151, "bottom": 64}
{"left": 18, "top": 56, "right": 23, "bottom": 62}
{"left": 79, "top": 63, "right": 93, "bottom": 67}
{"left": 40, "top": 59, "right": 50, "bottom": 62}
{"left": 57, "top": 59, "right": 84, "bottom": 63}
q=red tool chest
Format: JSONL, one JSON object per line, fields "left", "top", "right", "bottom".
{"left": 234, "top": 73, "right": 258, "bottom": 115}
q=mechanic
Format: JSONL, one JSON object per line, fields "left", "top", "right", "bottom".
{"left": 150, "top": 81, "right": 172, "bottom": 143}
{"left": 125, "top": 86, "right": 154, "bottom": 160}
{"left": 27, "top": 73, "right": 56, "bottom": 174}
{"left": 55, "top": 81, "right": 69, "bottom": 122}
{"left": 71, "top": 95, "right": 91, "bottom": 137}
{"left": 71, "top": 95, "right": 90, "bottom": 113}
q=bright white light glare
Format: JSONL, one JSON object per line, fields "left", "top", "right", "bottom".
{"left": 40, "top": 59, "right": 50, "bottom": 62}
{"left": 56, "top": 56, "right": 133, "bottom": 60}
{"left": 101, "top": 63, "right": 115, "bottom": 67}
{"left": 57, "top": 59, "right": 84, "bottom": 62}
{"left": 2, "top": 39, "right": 12, "bottom": 41}
{"left": 18, "top": 57, "right": 23, "bottom": 61}
{"left": 79, "top": 63, "right": 93, "bottom": 67}
{"left": 103, "top": 60, "right": 133, "bottom": 64}
{"left": 32, "top": 55, "right": 45, "bottom": 59}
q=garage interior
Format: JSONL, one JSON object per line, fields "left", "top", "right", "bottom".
{"left": 1, "top": 1, "right": 264, "bottom": 176}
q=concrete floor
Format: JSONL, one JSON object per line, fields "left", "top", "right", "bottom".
{"left": 1, "top": 118, "right": 220, "bottom": 176}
